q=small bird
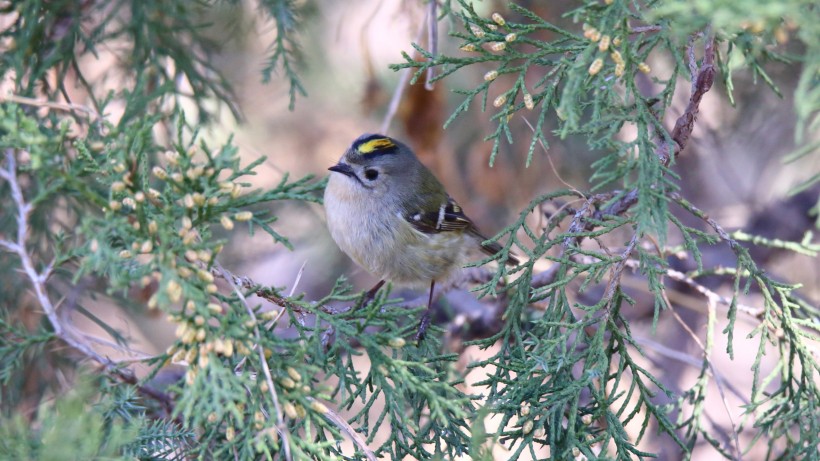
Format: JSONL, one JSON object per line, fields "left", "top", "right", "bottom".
{"left": 324, "top": 134, "right": 518, "bottom": 340}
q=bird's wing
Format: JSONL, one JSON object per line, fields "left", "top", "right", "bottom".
{"left": 404, "top": 195, "right": 473, "bottom": 234}
{"left": 404, "top": 196, "right": 520, "bottom": 266}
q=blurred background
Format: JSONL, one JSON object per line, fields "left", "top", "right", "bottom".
{"left": 64, "top": 0, "right": 818, "bottom": 459}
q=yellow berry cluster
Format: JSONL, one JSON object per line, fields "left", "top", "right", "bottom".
{"left": 461, "top": 12, "right": 518, "bottom": 55}
{"left": 104, "top": 144, "right": 254, "bottom": 273}
{"left": 118, "top": 147, "right": 259, "bottom": 314}
{"left": 150, "top": 147, "right": 250, "bottom": 234}
{"left": 169, "top": 323, "right": 245, "bottom": 383}
{"left": 582, "top": 24, "right": 650, "bottom": 78}
{"left": 466, "top": 12, "right": 540, "bottom": 113}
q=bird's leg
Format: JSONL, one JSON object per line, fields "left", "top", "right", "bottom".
{"left": 356, "top": 280, "right": 385, "bottom": 309}
{"left": 415, "top": 280, "right": 436, "bottom": 342}
{"left": 366, "top": 280, "right": 386, "bottom": 300}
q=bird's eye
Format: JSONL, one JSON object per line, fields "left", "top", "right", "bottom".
{"left": 364, "top": 169, "right": 379, "bottom": 181}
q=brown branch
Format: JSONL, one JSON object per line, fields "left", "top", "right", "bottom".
{"left": 214, "top": 264, "right": 497, "bottom": 316}
{"left": 669, "top": 192, "right": 747, "bottom": 255}
{"left": 597, "top": 188, "right": 639, "bottom": 219}
{"left": 219, "top": 248, "right": 767, "bottom": 341}
{"left": 660, "top": 30, "right": 716, "bottom": 164}
{"left": 560, "top": 31, "right": 716, "bottom": 239}
{"left": 604, "top": 233, "right": 640, "bottom": 303}
{"left": 620, "top": 258, "right": 763, "bottom": 318}
{"left": 540, "top": 29, "right": 718, "bottom": 282}
{"left": 530, "top": 190, "right": 622, "bottom": 290}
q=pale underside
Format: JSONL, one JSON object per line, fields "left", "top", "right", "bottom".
{"left": 324, "top": 174, "right": 470, "bottom": 287}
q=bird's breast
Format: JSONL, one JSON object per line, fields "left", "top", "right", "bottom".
{"left": 324, "top": 177, "right": 467, "bottom": 285}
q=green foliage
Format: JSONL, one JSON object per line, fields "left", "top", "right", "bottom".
{"left": 257, "top": 0, "right": 309, "bottom": 109}
{"left": 0, "top": 1, "right": 818, "bottom": 461}
{"left": 0, "top": 377, "right": 140, "bottom": 461}
{"left": 0, "top": 318, "right": 54, "bottom": 403}
{"left": 1, "top": 2, "right": 474, "bottom": 459}
{"left": 391, "top": 1, "right": 820, "bottom": 459}
{"left": 306, "top": 286, "right": 473, "bottom": 459}
{"left": 168, "top": 280, "right": 474, "bottom": 459}
{"left": 651, "top": 0, "right": 820, "bottom": 201}
{"left": 395, "top": 1, "right": 686, "bottom": 242}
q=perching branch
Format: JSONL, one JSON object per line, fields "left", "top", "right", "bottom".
{"left": 215, "top": 261, "right": 378, "bottom": 461}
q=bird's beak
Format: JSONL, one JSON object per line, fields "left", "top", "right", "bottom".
{"left": 328, "top": 162, "right": 356, "bottom": 178}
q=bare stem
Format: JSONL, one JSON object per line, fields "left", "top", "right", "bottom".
{"left": 630, "top": 25, "right": 663, "bottom": 34}
{"left": 216, "top": 263, "right": 294, "bottom": 461}
{"left": 0, "top": 149, "right": 174, "bottom": 413}
{"left": 0, "top": 93, "right": 101, "bottom": 120}
{"left": 380, "top": 12, "right": 429, "bottom": 134}
{"left": 425, "top": 0, "right": 438, "bottom": 91}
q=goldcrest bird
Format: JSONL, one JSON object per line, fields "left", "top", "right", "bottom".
{"left": 324, "top": 134, "right": 518, "bottom": 339}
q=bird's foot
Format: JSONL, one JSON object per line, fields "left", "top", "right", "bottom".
{"left": 414, "top": 309, "right": 433, "bottom": 344}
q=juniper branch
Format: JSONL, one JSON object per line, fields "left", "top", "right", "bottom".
{"left": 0, "top": 149, "right": 174, "bottom": 414}
{"left": 661, "top": 30, "right": 716, "bottom": 164}
{"left": 217, "top": 262, "right": 294, "bottom": 461}
{"left": 620, "top": 258, "right": 763, "bottom": 318}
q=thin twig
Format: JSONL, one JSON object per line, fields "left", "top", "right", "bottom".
{"left": 0, "top": 93, "right": 101, "bottom": 120}
{"left": 630, "top": 25, "right": 662, "bottom": 34}
{"left": 425, "top": 0, "right": 438, "bottom": 91}
{"left": 308, "top": 397, "right": 377, "bottom": 461}
{"left": 0, "top": 149, "right": 174, "bottom": 413}
{"left": 521, "top": 115, "right": 586, "bottom": 197}
{"left": 604, "top": 233, "right": 640, "bottom": 303}
{"left": 78, "top": 331, "right": 155, "bottom": 360}
{"left": 632, "top": 335, "right": 748, "bottom": 404}
{"left": 215, "top": 266, "right": 312, "bottom": 313}
{"left": 669, "top": 192, "right": 744, "bottom": 253}
{"left": 380, "top": 14, "right": 429, "bottom": 134}
{"left": 666, "top": 267, "right": 762, "bottom": 317}
{"left": 54, "top": 290, "right": 157, "bottom": 361}
{"left": 218, "top": 264, "right": 377, "bottom": 460}
{"left": 667, "top": 302, "right": 743, "bottom": 460}
{"left": 619, "top": 257, "right": 762, "bottom": 318}
{"left": 216, "top": 263, "right": 293, "bottom": 461}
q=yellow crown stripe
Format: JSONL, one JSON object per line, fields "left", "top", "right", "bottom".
{"left": 357, "top": 138, "right": 396, "bottom": 154}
